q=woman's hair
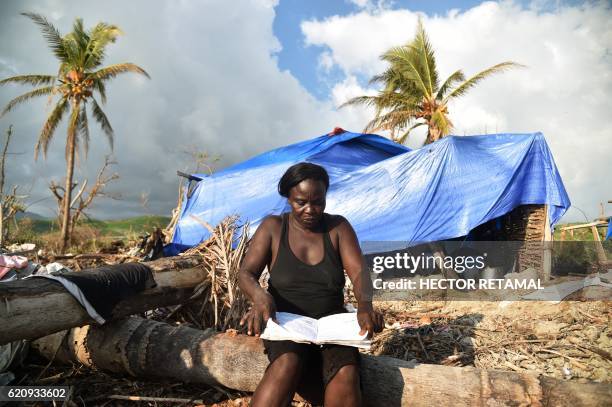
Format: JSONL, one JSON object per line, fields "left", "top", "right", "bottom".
{"left": 278, "top": 162, "right": 329, "bottom": 197}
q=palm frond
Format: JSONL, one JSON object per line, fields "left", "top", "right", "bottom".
{"left": 0, "top": 75, "right": 55, "bottom": 87}
{"left": 91, "top": 98, "right": 114, "bottom": 150}
{"left": 93, "top": 79, "right": 107, "bottom": 104}
{"left": 66, "top": 18, "right": 89, "bottom": 67}
{"left": 413, "top": 19, "right": 438, "bottom": 95}
{"left": 1, "top": 86, "right": 54, "bottom": 117}
{"left": 368, "top": 68, "right": 402, "bottom": 87}
{"left": 340, "top": 95, "right": 380, "bottom": 110}
{"left": 364, "top": 107, "right": 420, "bottom": 134}
{"left": 443, "top": 61, "right": 524, "bottom": 102}
{"left": 78, "top": 102, "right": 90, "bottom": 158}
{"left": 84, "top": 23, "right": 122, "bottom": 69}
{"left": 21, "top": 12, "right": 68, "bottom": 61}
{"left": 374, "top": 90, "right": 421, "bottom": 110}
{"left": 89, "top": 63, "right": 150, "bottom": 81}
{"left": 60, "top": 34, "right": 80, "bottom": 71}
{"left": 381, "top": 45, "right": 430, "bottom": 96}
{"left": 36, "top": 97, "right": 68, "bottom": 159}
{"left": 435, "top": 70, "right": 464, "bottom": 100}
{"left": 396, "top": 121, "right": 426, "bottom": 144}
{"left": 430, "top": 109, "right": 453, "bottom": 138}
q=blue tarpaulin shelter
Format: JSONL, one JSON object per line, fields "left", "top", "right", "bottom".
{"left": 166, "top": 131, "right": 570, "bottom": 255}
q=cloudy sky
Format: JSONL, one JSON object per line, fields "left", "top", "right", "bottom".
{"left": 0, "top": 0, "right": 610, "bottom": 223}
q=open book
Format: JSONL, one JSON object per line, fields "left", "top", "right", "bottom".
{"left": 260, "top": 312, "right": 371, "bottom": 349}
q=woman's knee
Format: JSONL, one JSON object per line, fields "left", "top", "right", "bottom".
{"left": 329, "top": 364, "right": 360, "bottom": 387}
{"left": 268, "top": 352, "right": 303, "bottom": 378}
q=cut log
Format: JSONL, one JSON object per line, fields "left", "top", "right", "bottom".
{"left": 32, "top": 317, "right": 612, "bottom": 407}
{"left": 0, "top": 256, "right": 206, "bottom": 345}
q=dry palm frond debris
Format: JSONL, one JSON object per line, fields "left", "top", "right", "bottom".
{"left": 370, "top": 300, "right": 611, "bottom": 382}
{"left": 156, "top": 215, "right": 251, "bottom": 331}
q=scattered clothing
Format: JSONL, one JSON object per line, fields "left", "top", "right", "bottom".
{"left": 31, "top": 263, "right": 156, "bottom": 323}
{"left": 0, "top": 340, "right": 29, "bottom": 379}
{"left": 0, "top": 262, "right": 40, "bottom": 283}
{"left": 0, "top": 255, "right": 28, "bottom": 279}
{"left": 37, "top": 262, "right": 71, "bottom": 275}
{"left": 34, "top": 273, "right": 106, "bottom": 323}
{"left": 5, "top": 243, "right": 35, "bottom": 253}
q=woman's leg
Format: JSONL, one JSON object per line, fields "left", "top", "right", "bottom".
{"left": 323, "top": 364, "right": 361, "bottom": 407}
{"left": 251, "top": 351, "right": 303, "bottom": 407}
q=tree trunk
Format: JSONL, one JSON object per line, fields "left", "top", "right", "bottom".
{"left": 32, "top": 317, "right": 612, "bottom": 407}
{"left": 0, "top": 125, "right": 13, "bottom": 247}
{"left": 0, "top": 256, "right": 205, "bottom": 345}
{"left": 0, "top": 205, "right": 4, "bottom": 248}
{"left": 60, "top": 105, "right": 78, "bottom": 253}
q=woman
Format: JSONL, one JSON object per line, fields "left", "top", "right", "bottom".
{"left": 238, "top": 162, "right": 383, "bottom": 407}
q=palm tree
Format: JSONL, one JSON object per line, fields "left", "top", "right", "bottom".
{"left": 0, "top": 13, "right": 149, "bottom": 252}
{"left": 342, "top": 20, "right": 522, "bottom": 145}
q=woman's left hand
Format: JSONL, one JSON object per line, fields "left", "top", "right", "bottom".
{"left": 357, "top": 304, "right": 384, "bottom": 338}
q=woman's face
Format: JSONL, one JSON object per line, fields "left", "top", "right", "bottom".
{"left": 288, "top": 179, "right": 327, "bottom": 228}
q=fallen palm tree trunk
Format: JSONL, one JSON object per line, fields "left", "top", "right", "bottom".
{"left": 0, "top": 256, "right": 207, "bottom": 345}
{"left": 32, "top": 317, "right": 611, "bottom": 407}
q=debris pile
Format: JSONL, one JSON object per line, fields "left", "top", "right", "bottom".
{"left": 154, "top": 216, "right": 251, "bottom": 331}
{"left": 371, "top": 300, "right": 611, "bottom": 382}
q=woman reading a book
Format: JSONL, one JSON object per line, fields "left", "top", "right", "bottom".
{"left": 238, "top": 162, "right": 383, "bottom": 407}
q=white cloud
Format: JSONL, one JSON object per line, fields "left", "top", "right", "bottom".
{"left": 347, "top": 0, "right": 395, "bottom": 13}
{"left": 302, "top": 0, "right": 612, "bottom": 221}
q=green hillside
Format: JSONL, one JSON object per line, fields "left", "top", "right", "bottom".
{"left": 16, "top": 215, "right": 171, "bottom": 239}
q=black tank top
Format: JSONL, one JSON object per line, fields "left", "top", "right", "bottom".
{"left": 267, "top": 213, "right": 346, "bottom": 319}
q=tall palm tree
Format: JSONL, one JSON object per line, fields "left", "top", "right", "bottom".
{"left": 0, "top": 13, "right": 149, "bottom": 251}
{"left": 342, "top": 20, "right": 522, "bottom": 145}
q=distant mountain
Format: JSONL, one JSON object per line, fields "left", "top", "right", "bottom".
{"left": 15, "top": 211, "right": 47, "bottom": 220}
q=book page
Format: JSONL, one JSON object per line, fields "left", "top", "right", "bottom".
{"left": 315, "top": 313, "right": 369, "bottom": 343}
{"left": 260, "top": 312, "right": 318, "bottom": 342}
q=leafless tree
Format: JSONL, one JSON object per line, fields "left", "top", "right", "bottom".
{"left": 0, "top": 125, "right": 27, "bottom": 245}
{"left": 49, "top": 155, "right": 120, "bottom": 238}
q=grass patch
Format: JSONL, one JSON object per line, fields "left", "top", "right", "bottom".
{"left": 554, "top": 222, "right": 608, "bottom": 241}
{"left": 10, "top": 215, "right": 171, "bottom": 253}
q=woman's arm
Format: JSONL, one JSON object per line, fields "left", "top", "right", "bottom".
{"left": 336, "top": 216, "right": 384, "bottom": 338}
{"left": 238, "top": 217, "right": 278, "bottom": 336}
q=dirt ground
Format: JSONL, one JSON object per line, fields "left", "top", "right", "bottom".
{"left": 371, "top": 299, "right": 610, "bottom": 383}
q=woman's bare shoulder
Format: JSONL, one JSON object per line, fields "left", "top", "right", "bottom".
{"left": 258, "top": 214, "right": 283, "bottom": 234}
{"left": 324, "top": 213, "right": 352, "bottom": 232}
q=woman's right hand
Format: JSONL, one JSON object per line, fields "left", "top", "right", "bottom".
{"left": 240, "top": 291, "right": 277, "bottom": 336}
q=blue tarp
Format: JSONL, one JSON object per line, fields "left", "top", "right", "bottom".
{"left": 606, "top": 218, "right": 612, "bottom": 240}
{"left": 166, "top": 131, "right": 409, "bottom": 254}
{"left": 167, "top": 131, "right": 570, "bottom": 255}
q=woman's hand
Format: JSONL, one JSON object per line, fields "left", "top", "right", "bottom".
{"left": 240, "top": 291, "right": 277, "bottom": 336}
{"left": 357, "top": 303, "right": 384, "bottom": 339}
